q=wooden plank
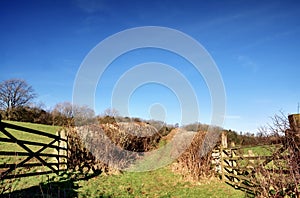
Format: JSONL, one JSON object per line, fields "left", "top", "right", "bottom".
{"left": 224, "top": 173, "right": 257, "bottom": 183}
{"left": 0, "top": 137, "right": 67, "bottom": 151}
{"left": 223, "top": 166, "right": 254, "bottom": 173}
{"left": 225, "top": 166, "right": 255, "bottom": 173}
{"left": 0, "top": 121, "right": 69, "bottom": 179}
{"left": 0, "top": 151, "right": 67, "bottom": 158}
{"left": 0, "top": 129, "right": 60, "bottom": 177}
{"left": 1, "top": 169, "right": 67, "bottom": 179}
{"left": 231, "top": 144, "right": 282, "bottom": 150}
{"left": 226, "top": 180, "right": 256, "bottom": 192}
{"left": 262, "top": 145, "right": 287, "bottom": 166}
{"left": 1, "top": 122, "right": 67, "bottom": 141}
{"left": 223, "top": 155, "right": 271, "bottom": 160}
{"left": 222, "top": 149, "right": 230, "bottom": 156}
{"left": 221, "top": 144, "right": 225, "bottom": 182}
{"left": 0, "top": 162, "right": 67, "bottom": 169}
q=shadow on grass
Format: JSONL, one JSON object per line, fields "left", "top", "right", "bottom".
{"left": 2, "top": 171, "right": 102, "bottom": 198}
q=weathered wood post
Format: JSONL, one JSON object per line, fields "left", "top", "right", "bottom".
{"left": 66, "top": 129, "right": 69, "bottom": 170}
{"left": 62, "top": 129, "right": 68, "bottom": 171}
{"left": 288, "top": 114, "right": 300, "bottom": 132}
{"left": 287, "top": 114, "right": 300, "bottom": 177}
{"left": 221, "top": 131, "right": 227, "bottom": 182}
{"left": 222, "top": 132, "right": 228, "bottom": 149}
{"left": 57, "top": 130, "right": 61, "bottom": 173}
{"left": 232, "top": 148, "right": 238, "bottom": 186}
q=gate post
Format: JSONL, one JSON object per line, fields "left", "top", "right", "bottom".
{"left": 57, "top": 130, "right": 61, "bottom": 173}
{"left": 221, "top": 131, "right": 227, "bottom": 182}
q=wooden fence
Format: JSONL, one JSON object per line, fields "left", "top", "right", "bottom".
{"left": 213, "top": 146, "right": 263, "bottom": 193}
{"left": 213, "top": 114, "right": 300, "bottom": 194}
{"left": 0, "top": 118, "right": 68, "bottom": 180}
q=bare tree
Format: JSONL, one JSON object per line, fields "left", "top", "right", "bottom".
{"left": 0, "top": 79, "right": 36, "bottom": 119}
{"left": 103, "top": 108, "right": 119, "bottom": 117}
{"left": 52, "top": 102, "right": 73, "bottom": 118}
{"left": 52, "top": 101, "right": 95, "bottom": 126}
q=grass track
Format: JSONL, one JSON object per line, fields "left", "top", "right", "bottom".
{"left": 78, "top": 167, "right": 245, "bottom": 197}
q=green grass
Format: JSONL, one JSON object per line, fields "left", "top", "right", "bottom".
{"left": 235, "top": 144, "right": 289, "bottom": 171}
{"left": 0, "top": 120, "right": 61, "bottom": 164}
{"left": 3, "top": 167, "right": 246, "bottom": 197}
{"left": 2, "top": 120, "right": 60, "bottom": 134}
{"left": 240, "top": 145, "right": 277, "bottom": 156}
{"left": 0, "top": 120, "right": 63, "bottom": 193}
{"left": 77, "top": 167, "right": 245, "bottom": 198}
{"left": 0, "top": 120, "right": 60, "bottom": 151}
{"left": 0, "top": 121, "right": 245, "bottom": 197}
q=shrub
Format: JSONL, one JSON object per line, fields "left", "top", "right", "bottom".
{"left": 252, "top": 113, "right": 300, "bottom": 197}
{"left": 172, "top": 129, "right": 221, "bottom": 181}
{"left": 66, "top": 121, "right": 162, "bottom": 173}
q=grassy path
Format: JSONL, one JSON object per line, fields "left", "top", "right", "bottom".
{"left": 77, "top": 167, "right": 245, "bottom": 197}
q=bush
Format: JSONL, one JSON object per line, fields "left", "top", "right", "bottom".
{"left": 66, "top": 121, "right": 162, "bottom": 172}
{"left": 252, "top": 113, "right": 300, "bottom": 197}
{"left": 172, "top": 129, "right": 221, "bottom": 181}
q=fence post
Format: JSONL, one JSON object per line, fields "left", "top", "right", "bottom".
{"left": 232, "top": 148, "right": 238, "bottom": 186}
{"left": 66, "top": 129, "right": 69, "bottom": 170}
{"left": 221, "top": 131, "right": 227, "bottom": 182}
{"left": 57, "top": 130, "right": 61, "bottom": 173}
{"left": 63, "top": 129, "right": 68, "bottom": 171}
{"left": 221, "top": 132, "right": 227, "bottom": 149}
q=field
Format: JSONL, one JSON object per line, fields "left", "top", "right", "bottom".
{"left": 0, "top": 121, "right": 245, "bottom": 197}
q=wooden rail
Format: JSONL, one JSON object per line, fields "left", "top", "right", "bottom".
{"left": 0, "top": 117, "right": 68, "bottom": 180}
{"left": 212, "top": 145, "right": 268, "bottom": 194}
{"left": 213, "top": 114, "right": 300, "bottom": 195}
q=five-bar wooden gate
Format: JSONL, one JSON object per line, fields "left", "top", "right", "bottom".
{"left": 0, "top": 118, "right": 68, "bottom": 180}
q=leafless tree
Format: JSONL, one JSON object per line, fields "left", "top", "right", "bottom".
{"left": 52, "top": 101, "right": 95, "bottom": 126}
{"left": 0, "top": 79, "right": 36, "bottom": 119}
{"left": 103, "top": 108, "right": 119, "bottom": 117}
{"left": 52, "top": 102, "right": 74, "bottom": 118}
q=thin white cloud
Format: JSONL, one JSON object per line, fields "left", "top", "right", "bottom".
{"left": 73, "top": 0, "right": 108, "bottom": 13}
{"left": 237, "top": 55, "right": 259, "bottom": 73}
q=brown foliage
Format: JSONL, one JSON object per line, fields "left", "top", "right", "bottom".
{"left": 102, "top": 122, "right": 161, "bottom": 152}
{"left": 172, "top": 131, "right": 219, "bottom": 181}
{"left": 253, "top": 113, "right": 300, "bottom": 197}
{"left": 66, "top": 127, "right": 105, "bottom": 174}
{"left": 66, "top": 122, "right": 162, "bottom": 173}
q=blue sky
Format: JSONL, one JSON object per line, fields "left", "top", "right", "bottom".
{"left": 1, "top": 0, "right": 300, "bottom": 133}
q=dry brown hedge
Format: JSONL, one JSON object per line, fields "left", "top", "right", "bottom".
{"left": 172, "top": 130, "right": 221, "bottom": 181}
{"left": 66, "top": 122, "right": 162, "bottom": 174}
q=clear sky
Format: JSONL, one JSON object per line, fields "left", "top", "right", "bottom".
{"left": 1, "top": 0, "right": 299, "bottom": 133}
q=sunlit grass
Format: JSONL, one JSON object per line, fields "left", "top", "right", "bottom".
{"left": 0, "top": 121, "right": 61, "bottom": 164}
{"left": 77, "top": 167, "right": 245, "bottom": 198}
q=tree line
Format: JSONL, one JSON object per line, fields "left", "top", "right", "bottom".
{"left": 0, "top": 79, "right": 174, "bottom": 130}
{"left": 0, "top": 79, "right": 93, "bottom": 126}
{"left": 0, "top": 78, "right": 284, "bottom": 146}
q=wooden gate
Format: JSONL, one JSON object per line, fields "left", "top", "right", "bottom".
{"left": 0, "top": 118, "right": 68, "bottom": 179}
{"left": 212, "top": 114, "right": 300, "bottom": 194}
